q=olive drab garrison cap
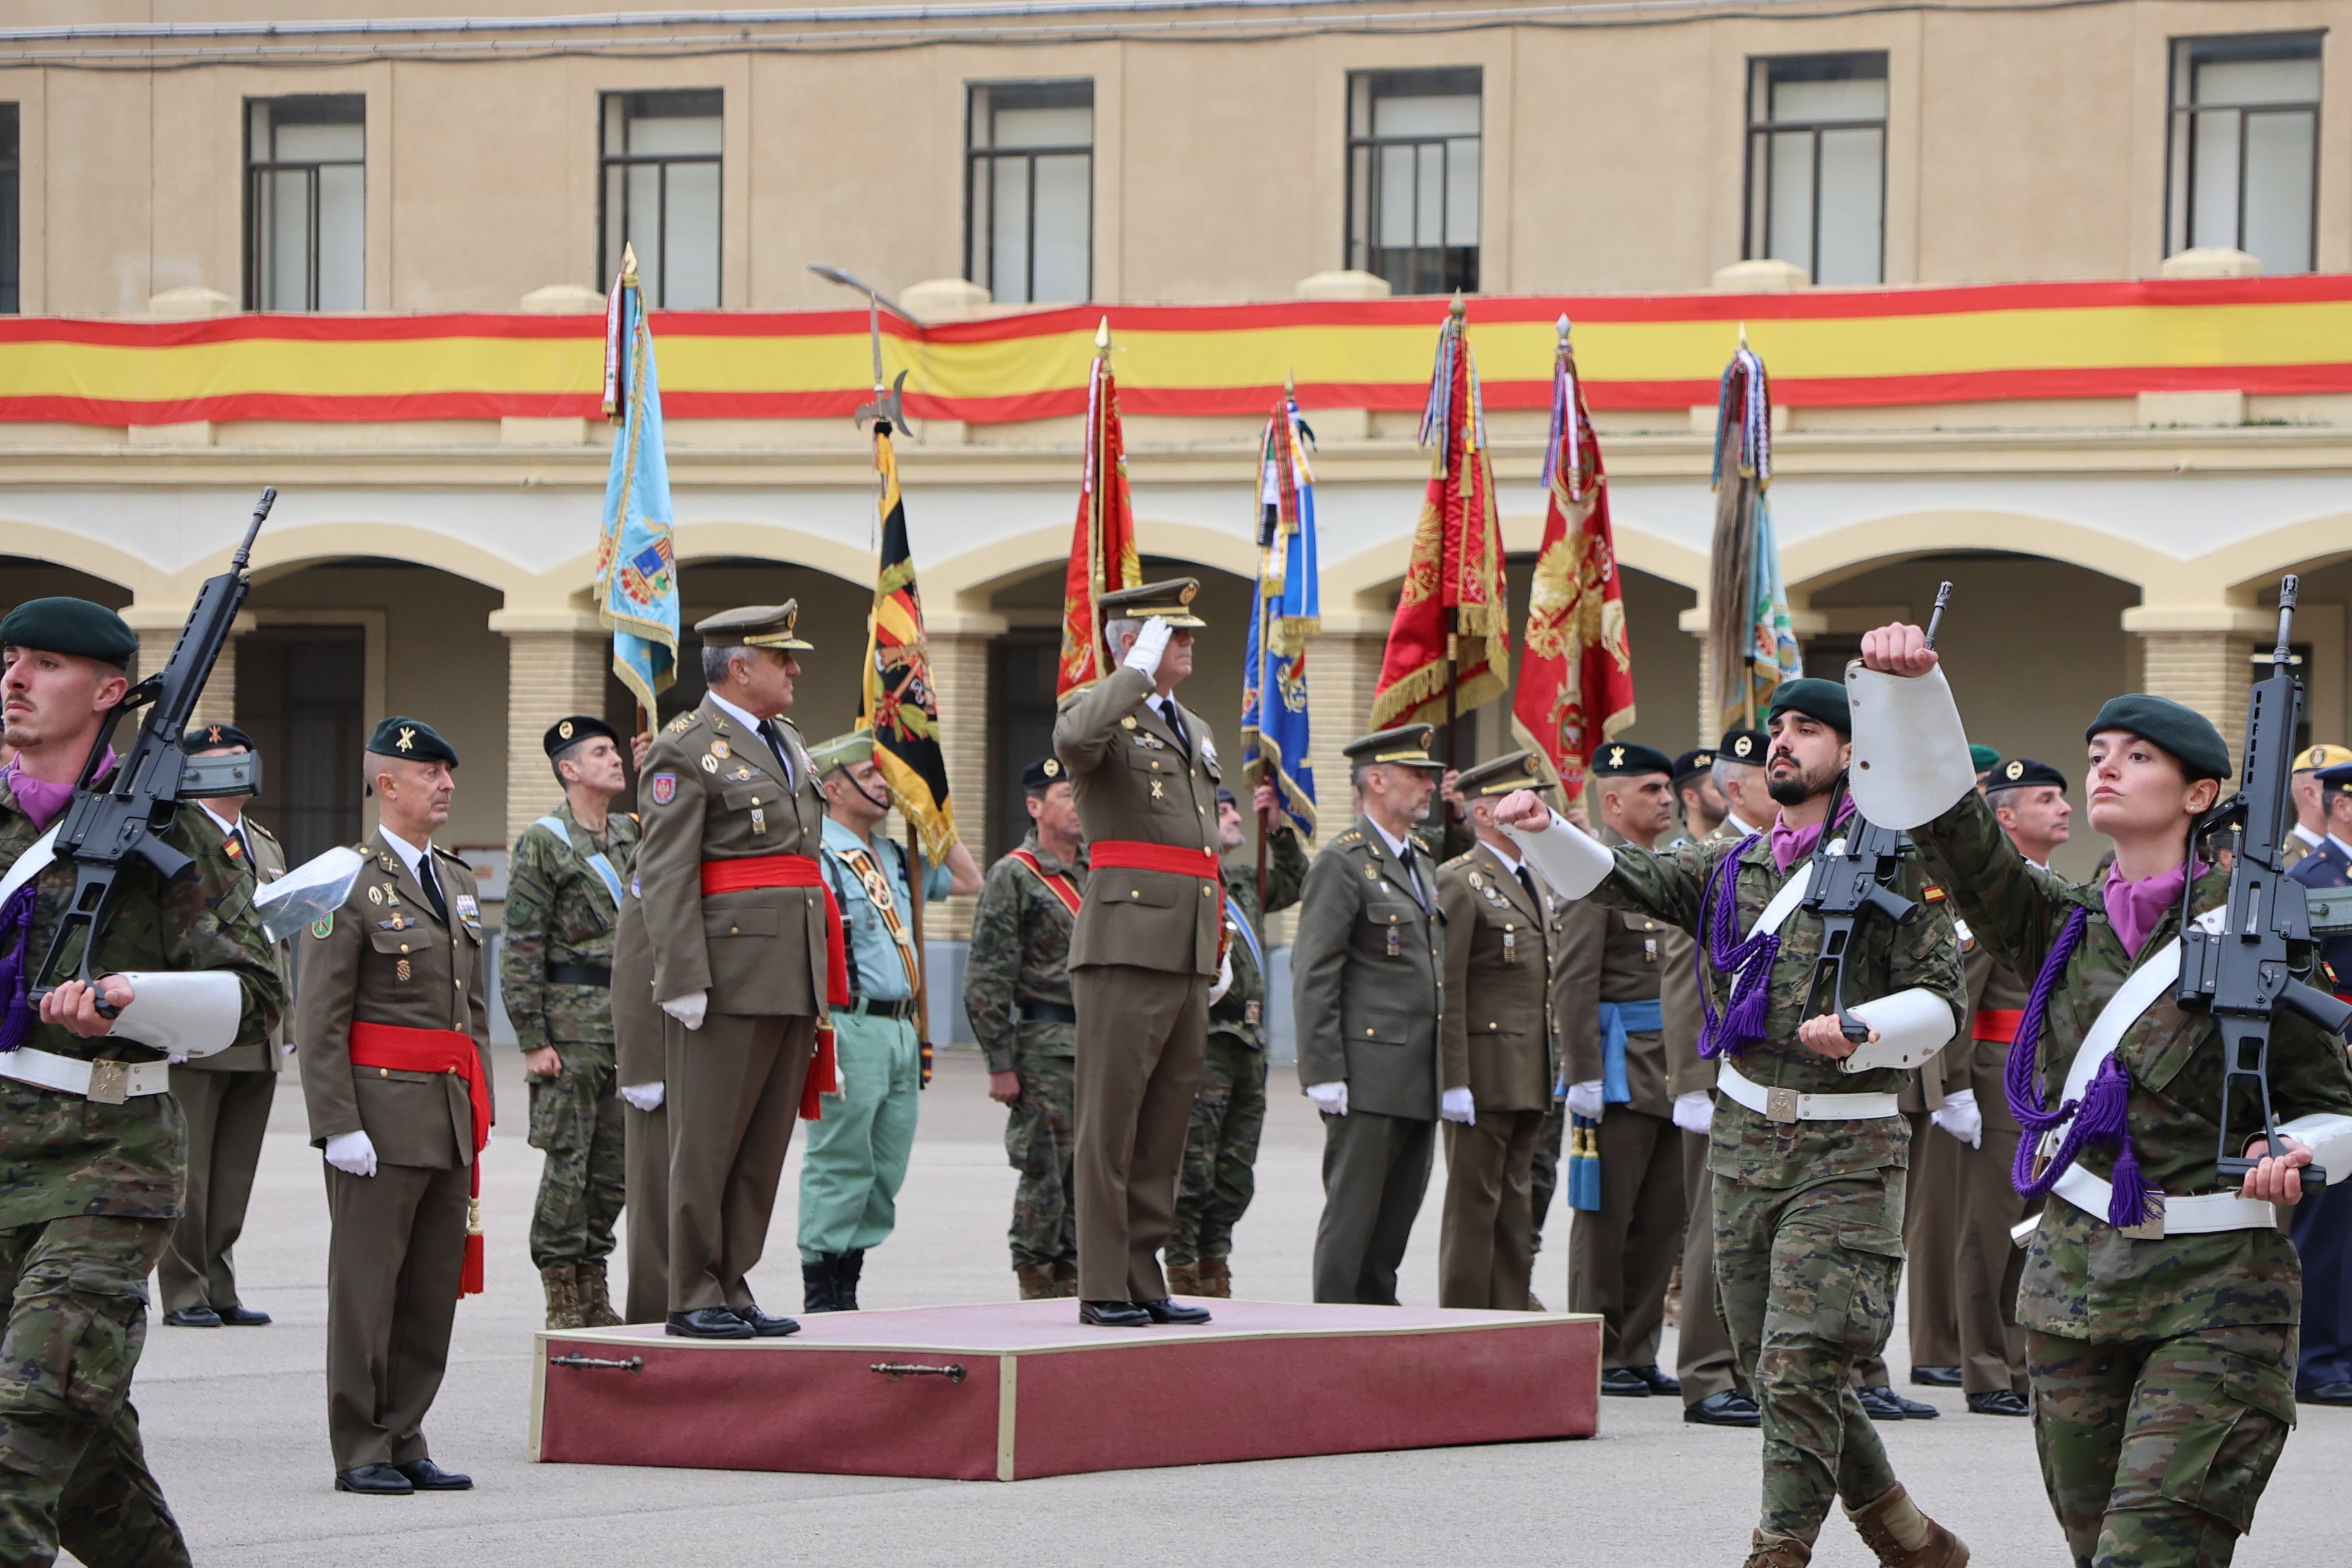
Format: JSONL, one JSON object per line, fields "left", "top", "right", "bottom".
{"left": 1344, "top": 725, "right": 1446, "bottom": 771}
{"left": 1456, "top": 749, "right": 1554, "bottom": 797}
{"left": 696, "top": 602, "right": 813, "bottom": 651}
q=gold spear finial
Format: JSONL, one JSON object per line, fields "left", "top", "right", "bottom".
{"left": 1095, "top": 316, "right": 1111, "bottom": 356}
{"left": 1284, "top": 367, "right": 1296, "bottom": 396}
{"left": 1737, "top": 320, "right": 1749, "bottom": 352}
{"left": 1449, "top": 291, "right": 1467, "bottom": 320}
{"left": 620, "top": 241, "right": 638, "bottom": 288}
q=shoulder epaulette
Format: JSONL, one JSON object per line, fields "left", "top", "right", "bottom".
{"left": 1334, "top": 829, "right": 1363, "bottom": 847}
{"left": 431, "top": 843, "right": 468, "bottom": 864}
{"left": 244, "top": 818, "right": 281, "bottom": 844}
{"left": 1440, "top": 850, "right": 1477, "bottom": 871}
{"left": 665, "top": 710, "right": 701, "bottom": 736}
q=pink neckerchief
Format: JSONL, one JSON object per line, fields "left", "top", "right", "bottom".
{"left": 3, "top": 749, "right": 112, "bottom": 832}
{"left": 2102, "top": 856, "right": 2204, "bottom": 959}
{"left": 1767, "top": 792, "right": 1858, "bottom": 873}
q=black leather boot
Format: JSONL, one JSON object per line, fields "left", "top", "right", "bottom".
{"left": 837, "top": 1249, "right": 865, "bottom": 1311}
{"left": 802, "top": 1256, "right": 841, "bottom": 1314}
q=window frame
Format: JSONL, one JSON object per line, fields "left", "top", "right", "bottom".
{"left": 0, "top": 103, "right": 18, "bottom": 315}
{"left": 242, "top": 94, "right": 368, "bottom": 313}
{"left": 1741, "top": 52, "right": 1890, "bottom": 286}
{"left": 962, "top": 78, "right": 1096, "bottom": 306}
{"left": 1343, "top": 66, "right": 1483, "bottom": 297}
{"left": 597, "top": 88, "right": 725, "bottom": 309}
{"left": 2164, "top": 31, "right": 2324, "bottom": 273}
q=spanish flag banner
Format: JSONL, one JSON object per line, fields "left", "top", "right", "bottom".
{"left": 1056, "top": 320, "right": 1142, "bottom": 698}
{"left": 861, "top": 422, "right": 959, "bottom": 861}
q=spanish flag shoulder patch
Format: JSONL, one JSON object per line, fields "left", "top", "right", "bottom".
{"left": 1922, "top": 885, "right": 1947, "bottom": 903}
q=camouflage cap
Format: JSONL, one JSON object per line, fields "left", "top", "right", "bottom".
{"left": 2086, "top": 694, "right": 2231, "bottom": 781}
{"left": 1098, "top": 578, "right": 1206, "bottom": 628}
{"left": 807, "top": 731, "right": 874, "bottom": 774}
{"left": 696, "top": 602, "right": 813, "bottom": 651}
{"left": 0, "top": 597, "right": 136, "bottom": 668}
{"left": 1456, "top": 749, "right": 1553, "bottom": 797}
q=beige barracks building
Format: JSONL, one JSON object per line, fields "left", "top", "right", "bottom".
{"left": 6, "top": 0, "right": 2352, "bottom": 1038}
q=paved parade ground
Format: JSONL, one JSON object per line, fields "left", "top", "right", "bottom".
{"left": 113, "top": 1051, "right": 2352, "bottom": 1568}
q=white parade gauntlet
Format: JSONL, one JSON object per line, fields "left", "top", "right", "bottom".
{"left": 1845, "top": 662, "right": 1977, "bottom": 831}
{"left": 1503, "top": 810, "right": 1614, "bottom": 900}
{"left": 1835, "top": 988, "right": 1959, "bottom": 1073}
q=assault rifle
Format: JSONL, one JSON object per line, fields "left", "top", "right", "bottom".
{"left": 28, "top": 487, "right": 275, "bottom": 1011}
{"left": 2175, "top": 574, "right": 2349, "bottom": 1192}
{"left": 1805, "top": 581, "right": 1953, "bottom": 1040}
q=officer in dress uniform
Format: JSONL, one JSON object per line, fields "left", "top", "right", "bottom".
{"left": 610, "top": 864, "right": 669, "bottom": 1324}
{"left": 161, "top": 723, "right": 287, "bottom": 1331}
{"left": 1292, "top": 726, "right": 1452, "bottom": 1305}
{"left": 633, "top": 604, "right": 837, "bottom": 1341}
{"left": 2286, "top": 758, "right": 2352, "bottom": 1404}
{"left": 1672, "top": 746, "right": 1726, "bottom": 839}
{"left": 1434, "top": 750, "right": 1557, "bottom": 1310}
{"left": 1054, "top": 580, "right": 1226, "bottom": 1328}
{"left": 2284, "top": 743, "right": 2352, "bottom": 870}
{"left": 297, "top": 716, "right": 492, "bottom": 1495}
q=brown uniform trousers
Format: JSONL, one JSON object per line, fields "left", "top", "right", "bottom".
{"left": 1053, "top": 667, "right": 1222, "bottom": 1302}
{"left": 1435, "top": 842, "right": 1555, "bottom": 1309}
{"left": 1663, "top": 819, "right": 1747, "bottom": 1407}
{"left": 1956, "top": 945, "right": 2033, "bottom": 1395}
{"left": 636, "top": 695, "right": 830, "bottom": 1315}
{"left": 161, "top": 812, "right": 288, "bottom": 1315}
{"left": 610, "top": 883, "right": 669, "bottom": 1324}
{"left": 1558, "top": 878, "right": 1688, "bottom": 1371}
{"left": 295, "top": 830, "right": 494, "bottom": 1473}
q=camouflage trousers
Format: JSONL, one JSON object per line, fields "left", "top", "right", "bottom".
{"left": 526, "top": 1042, "right": 626, "bottom": 1270}
{"left": 1715, "top": 1169, "right": 1907, "bottom": 1545}
{"left": 0, "top": 1215, "right": 190, "bottom": 1568}
{"left": 2028, "top": 1322, "right": 2295, "bottom": 1567}
{"left": 1167, "top": 1032, "right": 1266, "bottom": 1266}
{"left": 1004, "top": 1045, "right": 1077, "bottom": 1271}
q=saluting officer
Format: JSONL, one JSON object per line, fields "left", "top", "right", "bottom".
{"left": 1293, "top": 726, "right": 1452, "bottom": 1306}
{"left": 297, "top": 717, "right": 491, "bottom": 1496}
{"left": 1054, "top": 579, "right": 1226, "bottom": 1328}
{"left": 161, "top": 722, "right": 288, "bottom": 1331}
{"left": 634, "top": 604, "right": 837, "bottom": 1341}
{"left": 1435, "top": 750, "right": 1557, "bottom": 1311}
{"left": 501, "top": 715, "right": 636, "bottom": 1332}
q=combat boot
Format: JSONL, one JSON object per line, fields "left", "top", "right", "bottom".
{"left": 802, "top": 1256, "right": 842, "bottom": 1314}
{"left": 574, "top": 1260, "right": 624, "bottom": 1328}
{"left": 1743, "top": 1531, "right": 1810, "bottom": 1567}
{"left": 1164, "top": 1262, "right": 1203, "bottom": 1296}
{"left": 1050, "top": 1261, "right": 1080, "bottom": 1298}
{"left": 1194, "top": 1258, "right": 1232, "bottom": 1298}
{"left": 1845, "top": 1483, "right": 1968, "bottom": 1567}
{"left": 1015, "top": 1265, "right": 1062, "bottom": 1300}
{"left": 540, "top": 1265, "right": 584, "bottom": 1331}
{"left": 837, "top": 1249, "right": 865, "bottom": 1311}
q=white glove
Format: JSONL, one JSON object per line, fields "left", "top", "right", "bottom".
{"left": 166, "top": 1052, "right": 187, "bottom": 1066}
{"left": 1672, "top": 1090, "right": 1714, "bottom": 1135}
{"left": 1122, "top": 616, "right": 1172, "bottom": 678}
{"left": 1440, "top": 1086, "right": 1476, "bottom": 1126}
{"left": 1565, "top": 1079, "right": 1606, "bottom": 1120}
{"left": 619, "top": 1081, "right": 665, "bottom": 1113}
{"left": 324, "top": 1130, "right": 378, "bottom": 1178}
{"left": 1207, "top": 950, "right": 1234, "bottom": 1004}
{"left": 660, "top": 990, "right": 708, "bottom": 1031}
{"left": 1306, "top": 1080, "right": 1348, "bottom": 1117}
{"left": 1932, "top": 1087, "right": 1983, "bottom": 1149}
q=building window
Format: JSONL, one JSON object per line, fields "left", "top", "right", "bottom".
{"left": 966, "top": 81, "right": 1093, "bottom": 305}
{"left": 244, "top": 96, "right": 366, "bottom": 312}
{"left": 0, "top": 104, "right": 18, "bottom": 315}
{"left": 236, "top": 625, "right": 366, "bottom": 868}
{"left": 1745, "top": 55, "right": 1887, "bottom": 286}
{"left": 600, "top": 90, "right": 722, "bottom": 309}
{"left": 2168, "top": 34, "right": 2321, "bottom": 276}
{"left": 1346, "top": 68, "right": 1481, "bottom": 296}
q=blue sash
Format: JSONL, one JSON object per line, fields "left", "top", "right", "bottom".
{"left": 534, "top": 815, "right": 625, "bottom": 908}
{"left": 1596, "top": 998, "right": 1663, "bottom": 1105}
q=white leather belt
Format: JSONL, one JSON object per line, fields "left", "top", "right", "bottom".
{"left": 1718, "top": 1062, "right": 1901, "bottom": 1124}
{"left": 0, "top": 1047, "right": 171, "bottom": 1104}
{"left": 2008, "top": 1165, "right": 2282, "bottom": 1245}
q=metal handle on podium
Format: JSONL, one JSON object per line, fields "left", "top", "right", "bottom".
{"left": 869, "top": 1361, "right": 967, "bottom": 1383}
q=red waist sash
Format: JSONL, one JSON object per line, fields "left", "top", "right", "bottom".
{"left": 348, "top": 1021, "right": 489, "bottom": 1296}
{"left": 1088, "top": 841, "right": 1218, "bottom": 878}
{"left": 699, "top": 853, "right": 848, "bottom": 1118}
{"left": 1973, "top": 1009, "right": 2024, "bottom": 1045}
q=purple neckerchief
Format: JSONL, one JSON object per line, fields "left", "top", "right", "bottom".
{"left": 3, "top": 749, "right": 111, "bottom": 832}
{"left": 0, "top": 754, "right": 114, "bottom": 1052}
{"left": 1767, "top": 792, "right": 1859, "bottom": 873}
{"left": 2103, "top": 857, "right": 2201, "bottom": 960}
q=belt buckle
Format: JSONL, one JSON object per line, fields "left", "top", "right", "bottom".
{"left": 87, "top": 1060, "right": 129, "bottom": 1106}
{"left": 2118, "top": 1192, "right": 2166, "bottom": 1242}
{"left": 1764, "top": 1086, "right": 1800, "bottom": 1124}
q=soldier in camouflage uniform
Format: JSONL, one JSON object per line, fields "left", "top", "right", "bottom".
{"left": 1168, "top": 782, "right": 1307, "bottom": 1297}
{"left": 0, "top": 597, "right": 281, "bottom": 1564}
{"left": 964, "top": 757, "right": 1089, "bottom": 1298}
{"left": 1858, "top": 624, "right": 2352, "bottom": 1568}
{"left": 1499, "top": 678, "right": 1969, "bottom": 1568}
{"left": 501, "top": 716, "right": 638, "bottom": 1331}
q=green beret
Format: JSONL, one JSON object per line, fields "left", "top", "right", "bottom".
{"left": 1591, "top": 741, "right": 1675, "bottom": 778}
{"left": 1765, "top": 678, "right": 1850, "bottom": 735}
{"left": 2085, "top": 695, "right": 2231, "bottom": 781}
{"left": 0, "top": 597, "right": 136, "bottom": 668}
{"left": 1969, "top": 743, "right": 2003, "bottom": 775}
{"left": 366, "top": 716, "right": 459, "bottom": 767}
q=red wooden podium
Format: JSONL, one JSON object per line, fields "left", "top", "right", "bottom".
{"left": 532, "top": 1298, "right": 1601, "bottom": 1481}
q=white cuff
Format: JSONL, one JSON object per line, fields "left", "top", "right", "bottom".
{"left": 1504, "top": 810, "right": 1614, "bottom": 900}
{"left": 1836, "top": 988, "right": 1959, "bottom": 1072}
{"left": 1845, "top": 662, "right": 1977, "bottom": 831}
{"left": 106, "top": 972, "right": 244, "bottom": 1059}
{"left": 2275, "top": 1113, "right": 2352, "bottom": 1182}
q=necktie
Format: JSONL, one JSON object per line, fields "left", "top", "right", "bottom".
{"left": 1515, "top": 864, "right": 1541, "bottom": 912}
{"left": 416, "top": 851, "right": 450, "bottom": 927}
{"left": 761, "top": 721, "right": 795, "bottom": 788}
{"left": 1158, "top": 699, "right": 1189, "bottom": 758}
{"left": 1397, "top": 842, "right": 1427, "bottom": 910}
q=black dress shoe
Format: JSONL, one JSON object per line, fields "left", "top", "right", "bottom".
{"left": 1966, "top": 1389, "right": 2030, "bottom": 1417}
{"left": 161, "top": 1306, "right": 222, "bottom": 1329}
{"left": 1138, "top": 1297, "right": 1212, "bottom": 1325}
{"left": 666, "top": 1307, "right": 754, "bottom": 1339}
{"left": 1079, "top": 1298, "right": 1151, "bottom": 1327}
{"left": 395, "top": 1458, "right": 472, "bottom": 1490}
{"left": 1684, "top": 1390, "right": 1763, "bottom": 1427}
{"left": 2300, "top": 1381, "right": 2352, "bottom": 1405}
{"left": 1600, "top": 1367, "right": 1652, "bottom": 1397}
{"left": 1855, "top": 1385, "right": 1907, "bottom": 1421}
{"left": 1886, "top": 1389, "right": 1940, "bottom": 1418}
{"left": 334, "top": 1464, "right": 412, "bottom": 1495}
{"left": 215, "top": 1304, "right": 271, "bottom": 1327}
{"left": 1910, "top": 1364, "right": 1963, "bottom": 1387}
{"left": 1630, "top": 1364, "right": 1681, "bottom": 1396}
{"left": 736, "top": 1304, "right": 801, "bottom": 1337}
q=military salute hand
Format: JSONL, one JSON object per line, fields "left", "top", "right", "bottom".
{"left": 1858, "top": 621, "right": 1941, "bottom": 677}
{"left": 40, "top": 975, "right": 132, "bottom": 1037}
{"left": 2241, "top": 1135, "right": 2315, "bottom": 1204}
{"left": 1121, "top": 616, "right": 1173, "bottom": 677}
{"left": 1491, "top": 789, "right": 1553, "bottom": 833}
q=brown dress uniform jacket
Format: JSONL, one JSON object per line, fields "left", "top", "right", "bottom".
{"left": 184, "top": 811, "right": 289, "bottom": 1074}
{"left": 1437, "top": 840, "right": 1554, "bottom": 1114}
{"left": 1555, "top": 862, "right": 1686, "bottom": 1120}
{"left": 635, "top": 695, "right": 829, "bottom": 1015}
{"left": 1052, "top": 665, "right": 1221, "bottom": 976}
{"left": 1292, "top": 816, "right": 1447, "bottom": 1121}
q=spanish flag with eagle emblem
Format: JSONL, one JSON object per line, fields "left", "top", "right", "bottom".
{"left": 1513, "top": 316, "right": 1636, "bottom": 795}
{"left": 860, "top": 421, "right": 959, "bottom": 860}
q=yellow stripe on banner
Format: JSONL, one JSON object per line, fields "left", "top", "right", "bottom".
{"left": 0, "top": 335, "right": 601, "bottom": 403}
{"left": 874, "top": 596, "right": 920, "bottom": 644}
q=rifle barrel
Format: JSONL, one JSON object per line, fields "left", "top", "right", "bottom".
{"left": 232, "top": 487, "right": 276, "bottom": 569}
{"left": 1924, "top": 580, "right": 1953, "bottom": 652}
{"left": 2275, "top": 574, "right": 2299, "bottom": 665}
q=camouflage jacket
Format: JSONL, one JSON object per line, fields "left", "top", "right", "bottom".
{"left": 964, "top": 830, "right": 1089, "bottom": 1073}
{"left": 1211, "top": 827, "right": 1308, "bottom": 1048}
{"left": 1913, "top": 788, "right": 2352, "bottom": 1340}
{"left": 499, "top": 800, "right": 639, "bottom": 1054}
{"left": 0, "top": 772, "right": 283, "bottom": 1229}
{"left": 1589, "top": 813, "right": 1966, "bottom": 1189}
